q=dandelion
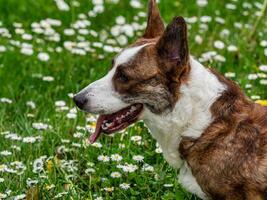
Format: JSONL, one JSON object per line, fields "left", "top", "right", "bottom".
{"left": 55, "top": 100, "right": 66, "bottom": 107}
{"left": 110, "top": 171, "right": 122, "bottom": 178}
{"left": 116, "top": 16, "right": 126, "bottom": 25}
{"left": 214, "top": 55, "right": 226, "bottom": 62}
{"left": 119, "top": 163, "right": 138, "bottom": 173}
{"left": 97, "top": 155, "right": 110, "bottom": 162}
{"left": 0, "top": 45, "right": 6, "bottom": 52}
{"left": 85, "top": 168, "right": 96, "bottom": 174}
{"left": 119, "top": 143, "right": 125, "bottom": 148}
{"left": 0, "top": 193, "right": 7, "bottom": 198}
{"left": 42, "top": 76, "right": 54, "bottom": 82}
{"left": 111, "top": 154, "right": 123, "bottom": 162}
{"left": 215, "top": 17, "right": 225, "bottom": 24}
{"left": 37, "top": 52, "right": 50, "bottom": 62}
{"left": 195, "top": 35, "right": 203, "bottom": 44}
{"left": 91, "top": 142, "right": 103, "bottom": 148}
{"left": 13, "top": 194, "right": 26, "bottom": 200}
{"left": 214, "top": 40, "right": 225, "bottom": 49}
{"left": 131, "top": 135, "right": 142, "bottom": 142}
{"left": 251, "top": 95, "right": 261, "bottom": 100}
{"left": 220, "top": 29, "right": 230, "bottom": 38}
{"left": 32, "top": 122, "right": 51, "bottom": 130}
{"left": 73, "top": 132, "right": 83, "bottom": 138}
{"left": 130, "top": 0, "right": 142, "bottom": 8}
{"left": 0, "top": 150, "right": 12, "bottom": 156}
{"left": 54, "top": 192, "right": 68, "bottom": 198}
{"left": 245, "top": 84, "right": 252, "bottom": 89}
{"left": 45, "top": 184, "right": 55, "bottom": 190}
{"left": 133, "top": 155, "right": 144, "bottom": 162}
{"left": 26, "top": 101, "right": 36, "bottom": 109}
{"left": 5, "top": 133, "right": 22, "bottom": 141}
{"left": 26, "top": 178, "right": 39, "bottom": 187}
{"left": 66, "top": 112, "right": 76, "bottom": 119}
{"left": 225, "top": 72, "right": 236, "bottom": 78}
{"left": 163, "top": 183, "right": 174, "bottom": 188}
{"left": 155, "top": 147, "right": 162, "bottom": 153}
{"left": 200, "top": 16, "right": 212, "bottom": 23}
{"left": 54, "top": 0, "right": 70, "bottom": 11}
{"left": 0, "top": 98, "right": 12, "bottom": 104}
{"left": 259, "top": 65, "right": 267, "bottom": 72}
{"left": 119, "top": 183, "right": 130, "bottom": 190}
{"left": 227, "top": 45, "right": 238, "bottom": 52}
{"left": 0, "top": 164, "right": 7, "bottom": 172}
{"left": 197, "top": 0, "right": 208, "bottom": 7}
{"left": 72, "top": 142, "right": 81, "bottom": 148}
{"left": 186, "top": 16, "right": 197, "bottom": 24}
{"left": 103, "top": 187, "right": 114, "bottom": 192}
{"left": 117, "top": 35, "right": 128, "bottom": 46}
{"left": 260, "top": 40, "right": 267, "bottom": 47}
{"left": 33, "top": 158, "right": 44, "bottom": 173}
{"left": 142, "top": 163, "right": 154, "bottom": 172}
{"left": 61, "top": 139, "right": 70, "bottom": 143}
{"left": 226, "top": 3, "right": 236, "bottom": 10}
{"left": 23, "top": 137, "right": 36, "bottom": 143}
{"left": 64, "top": 28, "right": 75, "bottom": 36}
{"left": 260, "top": 80, "right": 267, "bottom": 85}
{"left": 22, "top": 33, "right": 33, "bottom": 40}
{"left": 248, "top": 74, "right": 258, "bottom": 80}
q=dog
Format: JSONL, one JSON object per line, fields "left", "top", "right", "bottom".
{"left": 73, "top": 0, "right": 267, "bottom": 199}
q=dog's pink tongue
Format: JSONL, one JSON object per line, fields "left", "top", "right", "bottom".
{"left": 89, "top": 115, "right": 105, "bottom": 144}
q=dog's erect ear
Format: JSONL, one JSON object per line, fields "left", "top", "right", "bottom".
{"left": 143, "top": 0, "right": 165, "bottom": 38}
{"left": 156, "top": 17, "right": 190, "bottom": 101}
{"left": 156, "top": 16, "right": 189, "bottom": 71}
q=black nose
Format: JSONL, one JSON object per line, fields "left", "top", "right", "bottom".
{"left": 73, "top": 94, "right": 88, "bottom": 110}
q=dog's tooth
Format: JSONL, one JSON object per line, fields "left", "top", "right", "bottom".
{"left": 102, "top": 124, "right": 108, "bottom": 130}
{"left": 106, "top": 122, "right": 112, "bottom": 127}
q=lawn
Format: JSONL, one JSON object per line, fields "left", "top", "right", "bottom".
{"left": 0, "top": 0, "right": 266, "bottom": 199}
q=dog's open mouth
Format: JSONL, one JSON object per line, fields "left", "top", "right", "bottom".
{"left": 89, "top": 103, "right": 143, "bottom": 143}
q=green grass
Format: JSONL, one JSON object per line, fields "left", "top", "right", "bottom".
{"left": 0, "top": 0, "right": 266, "bottom": 199}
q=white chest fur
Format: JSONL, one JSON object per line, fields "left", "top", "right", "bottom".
{"left": 143, "top": 58, "right": 225, "bottom": 199}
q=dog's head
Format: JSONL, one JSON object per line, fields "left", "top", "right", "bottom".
{"left": 73, "top": 0, "right": 190, "bottom": 143}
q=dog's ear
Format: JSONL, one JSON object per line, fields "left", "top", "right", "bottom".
{"left": 143, "top": 0, "right": 165, "bottom": 38}
{"left": 156, "top": 17, "right": 190, "bottom": 101}
{"left": 156, "top": 16, "right": 189, "bottom": 72}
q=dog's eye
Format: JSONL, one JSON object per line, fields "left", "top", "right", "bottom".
{"left": 117, "top": 70, "right": 129, "bottom": 83}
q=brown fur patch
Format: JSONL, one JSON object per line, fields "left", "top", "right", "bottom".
{"left": 179, "top": 70, "right": 267, "bottom": 199}
{"left": 112, "top": 17, "right": 191, "bottom": 114}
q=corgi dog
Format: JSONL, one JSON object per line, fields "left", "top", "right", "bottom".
{"left": 73, "top": 0, "right": 267, "bottom": 199}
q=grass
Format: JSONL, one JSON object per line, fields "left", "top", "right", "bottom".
{"left": 0, "top": 0, "right": 266, "bottom": 199}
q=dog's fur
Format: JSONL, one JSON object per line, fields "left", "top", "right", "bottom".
{"left": 74, "top": 1, "right": 267, "bottom": 199}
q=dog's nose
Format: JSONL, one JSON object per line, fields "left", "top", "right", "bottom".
{"left": 73, "top": 94, "right": 88, "bottom": 110}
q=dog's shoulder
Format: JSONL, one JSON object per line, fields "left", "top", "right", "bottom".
{"left": 179, "top": 70, "right": 267, "bottom": 198}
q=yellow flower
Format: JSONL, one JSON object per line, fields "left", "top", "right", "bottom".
{"left": 46, "top": 156, "right": 61, "bottom": 172}
{"left": 46, "top": 160, "right": 53, "bottom": 173}
{"left": 256, "top": 100, "right": 267, "bottom": 106}
{"left": 45, "top": 184, "right": 55, "bottom": 190}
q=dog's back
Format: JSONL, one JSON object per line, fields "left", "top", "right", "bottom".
{"left": 180, "top": 71, "right": 267, "bottom": 200}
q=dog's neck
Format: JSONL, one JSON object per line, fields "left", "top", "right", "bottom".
{"left": 142, "top": 57, "right": 226, "bottom": 168}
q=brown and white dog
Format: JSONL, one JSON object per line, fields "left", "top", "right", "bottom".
{"left": 73, "top": 0, "right": 267, "bottom": 199}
